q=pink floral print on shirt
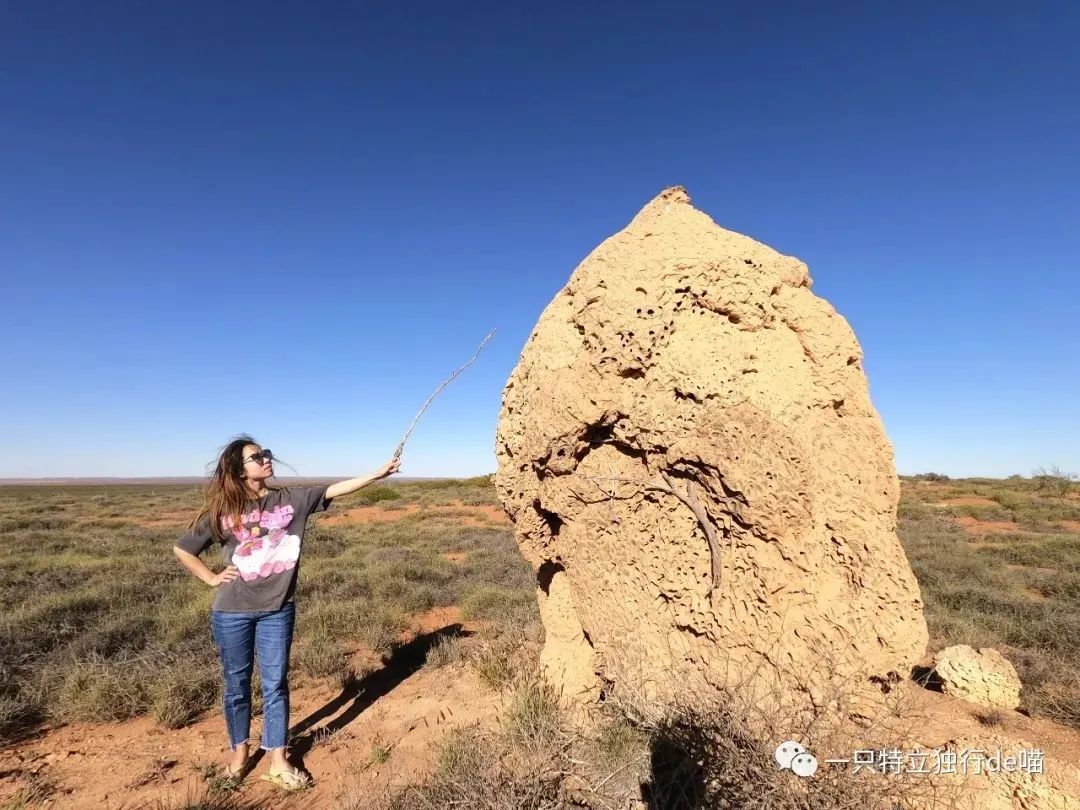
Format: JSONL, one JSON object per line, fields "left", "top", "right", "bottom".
{"left": 222, "top": 505, "right": 300, "bottom": 582}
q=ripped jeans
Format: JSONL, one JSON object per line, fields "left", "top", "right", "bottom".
{"left": 210, "top": 601, "right": 295, "bottom": 751}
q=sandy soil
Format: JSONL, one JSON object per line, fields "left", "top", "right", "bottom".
{"left": 0, "top": 609, "right": 500, "bottom": 809}
{"left": 6, "top": 612, "right": 1080, "bottom": 808}
{"left": 884, "top": 682, "right": 1080, "bottom": 789}
{"left": 935, "top": 497, "right": 1002, "bottom": 507}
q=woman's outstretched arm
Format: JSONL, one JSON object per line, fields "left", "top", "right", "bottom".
{"left": 324, "top": 457, "right": 401, "bottom": 500}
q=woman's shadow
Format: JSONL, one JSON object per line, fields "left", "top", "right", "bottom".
{"left": 284, "top": 622, "right": 472, "bottom": 762}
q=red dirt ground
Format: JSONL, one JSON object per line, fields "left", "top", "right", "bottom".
{"left": 954, "top": 516, "right": 1026, "bottom": 536}
{"left": 0, "top": 610, "right": 499, "bottom": 809}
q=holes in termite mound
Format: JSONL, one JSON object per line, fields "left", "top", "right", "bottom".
{"left": 535, "top": 502, "right": 564, "bottom": 541}
{"left": 709, "top": 302, "right": 741, "bottom": 324}
{"left": 674, "top": 388, "right": 702, "bottom": 404}
{"left": 597, "top": 674, "right": 615, "bottom": 703}
{"left": 537, "top": 558, "right": 564, "bottom": 594}
{"left": 572, "top": 418, "right": 648, "bottom": 468}
{"left": 582, "top": 421, "right": 614, "bottom": 447}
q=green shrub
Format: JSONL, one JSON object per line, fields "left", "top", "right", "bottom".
{"left": 461, "top": 585, "right": 534, "bottom": 621}
{"left": 469, "top": 643, "right": 515, "bottom": 690}
{"left": 294, "top": 628, "right": 349, "bottom": 680}
{"left": 56, "top": 656, "right": 153, "bottom": 722}
{"left": 356, "top": 486, "right": 401, "bottom": 504}
{"left": 460, "top": 474, "right": 495, "bottom": 488}
{"left": 1032, "top": 465, "right": 1077, "bottom": 496}
{"left": 593, "top": 713, "right": 648, "bottom": 768}
{"left": 152, "top": 664, "right": 219, "bottom": 729}
{"left": 503, "top": 678, "right": 562, "bottom": 750}
{"left": 423, "top": 635, "right": 462, "bottom": 669}
{"left": 357, "top": 605, "right": 408, "bottom": 656}
{"left": 991, "top": 491, "right": 1024, "bottom": 512}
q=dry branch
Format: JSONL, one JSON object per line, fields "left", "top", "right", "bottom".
{"left": 393, "top": 329, "right": 496, "bottom": 460}
{"left": 659, "top": 471, "right": 724, "bottom": 594}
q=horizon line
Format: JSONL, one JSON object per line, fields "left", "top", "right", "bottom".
{"left": 0, "top": 471, "right": 1043, "bottom": 485}
{"left": 0, "top": 474, "right": 489, "bottom": 484}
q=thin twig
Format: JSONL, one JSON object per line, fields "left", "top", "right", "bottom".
{"left": 393, "top": 328, "right": 496, "bottom": 460}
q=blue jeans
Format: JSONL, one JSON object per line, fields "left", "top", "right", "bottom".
{"left": 210, "top": 601, "right": 295, "bottom": 751}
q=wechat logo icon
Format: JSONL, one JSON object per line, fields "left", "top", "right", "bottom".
{"left": 775, "top": 740, "right": 818, "bottom": 778}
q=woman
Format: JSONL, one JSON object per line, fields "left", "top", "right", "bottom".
{"left": 173, "top": 435, "right": 399, "bottom": 790}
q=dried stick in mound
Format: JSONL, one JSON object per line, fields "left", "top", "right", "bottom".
{"left": 659, "top": 472, "right": 725, "bottom": 594}
{"left": 579, "top": 470, "right": 727, "bottom": 597}
{"left": 393, "top": 328, "right": 497, "bottom": 460}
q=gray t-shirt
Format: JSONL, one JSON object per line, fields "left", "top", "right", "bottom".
{"left": 175, "top": 485, "right": 333, "bottom": 613}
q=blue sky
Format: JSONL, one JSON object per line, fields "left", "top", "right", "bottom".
{"left": 2, "top": 1, "right": 1077, "bottom": 479}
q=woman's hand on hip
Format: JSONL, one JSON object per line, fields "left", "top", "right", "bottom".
{"left": 209, "top": 565, "right": 239, "bottom": 587}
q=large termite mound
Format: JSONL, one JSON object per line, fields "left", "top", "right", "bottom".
{"left": 494, "top": 187, "right": 928, "bottom": 720}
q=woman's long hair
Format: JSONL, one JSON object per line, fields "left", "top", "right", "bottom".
{"left": 189, "top": 435, "right": 275, "bottom": 542}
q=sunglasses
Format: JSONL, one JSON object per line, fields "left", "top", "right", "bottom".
{"left": 243, "top": 449, "right": 274, "bottom": 465}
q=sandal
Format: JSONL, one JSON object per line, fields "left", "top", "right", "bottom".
{"left": 260, "top": 766, "right": 312, "bottom": 791}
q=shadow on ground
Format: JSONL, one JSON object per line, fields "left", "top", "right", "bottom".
{"left": 285, "top": 622, "right": 473, "bottom": 761}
